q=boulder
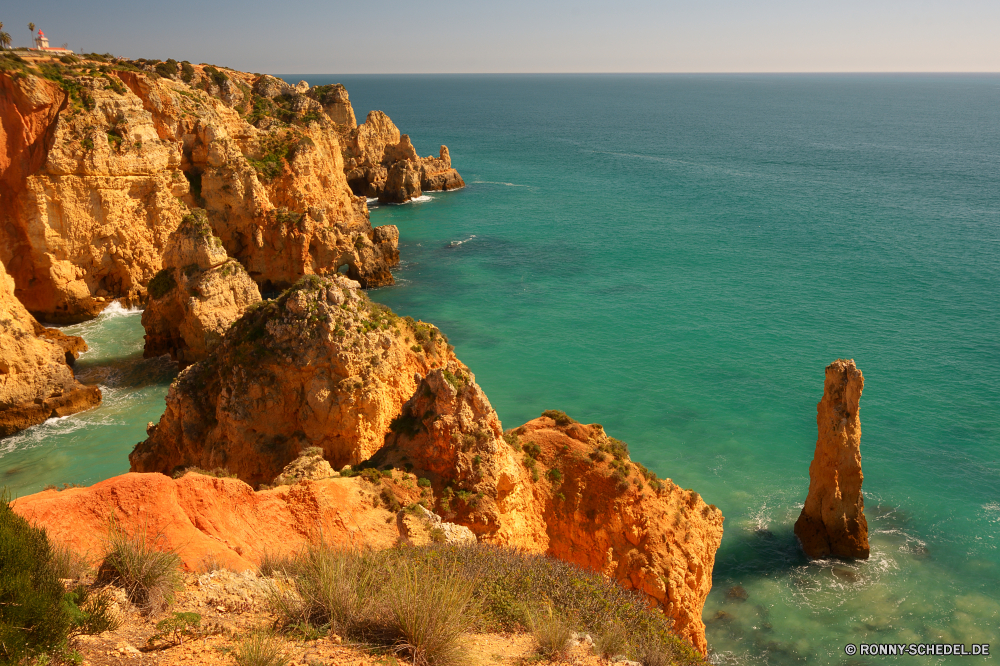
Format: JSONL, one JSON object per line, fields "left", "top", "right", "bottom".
{"left": 0, "top": 258, "right": 100, "bottom": 436}
{"left": 130, "top": 275, "right": 459, "bottom": 486}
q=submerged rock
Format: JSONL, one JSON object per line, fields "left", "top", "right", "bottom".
{"left": 0, "top": 259, "right": 100, "bottom": 436}
{"left": 794, "top": 359, "right": 870, "bottom": 559}
{"left": 142, "top": 210, "right": 261, "bottom": 367}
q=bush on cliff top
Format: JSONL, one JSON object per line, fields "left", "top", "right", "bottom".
{"left": 0, "top": 490, "right": 71, "bottom": 662}
{"left": 269, "top": 543, "right": 704, "bottom": 666}
{"left": 0, "top": 491, "right": 121, "bottom": 663}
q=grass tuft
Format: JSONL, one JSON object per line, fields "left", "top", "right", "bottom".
{"left": 234, "top": 630, "right": 290, "bottom": 666}
{"left": 97, "top": 516, "right": 182, "bottom": 614}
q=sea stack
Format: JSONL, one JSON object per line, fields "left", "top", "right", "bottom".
{"left": 794, "top": 359, "right": 869, "bottom": 559}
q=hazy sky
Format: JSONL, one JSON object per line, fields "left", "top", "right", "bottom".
{"left": 5, "top": 0, "right": 999, "bottom": 73}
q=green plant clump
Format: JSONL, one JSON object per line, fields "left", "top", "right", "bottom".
{"left": 267, "top": 543, "right": 703, "bottom": 666}
{"left": 147, "top": 268, "right": 177, "bottom": 299}
{"left": 541, "top": 409, "right": 575, "bottom": 426}
{"left": 0, "top": 490, "right": 71, "bottom": 663}
{"left": 96, "top": 516, "right": 182, "bottom": 613}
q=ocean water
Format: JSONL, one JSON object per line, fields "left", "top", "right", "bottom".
{"left": 3, "top": 74, "right": 999, "bottom": 664}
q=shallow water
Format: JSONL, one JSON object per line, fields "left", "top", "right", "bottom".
{"left": 1, "top": 304, "right": 176, "bottom": 495}
{"left": 2, "top": 74, "right": 998, "bottom": 664}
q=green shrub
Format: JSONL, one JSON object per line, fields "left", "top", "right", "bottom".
{"left": 180, "top": 61, "right": 195, "bottom": 83}
{"left": 147, "top": 268, "right": 176, "bottom": 299}
{"left": 97, "top": 516, "right": 182, "bottom": 613}
{"left": 417, "top": 477, "right": 432, "bottom": 488}
{"left": 154, "top": 59, "right": 178, "bottom": 78}
{"left": 0, "top": 490, "right": 71, "bottom": 663}
{"left": 64, "top": 585, "right": 122, "bottom": 637}
{"left": 541, "top": 409, "right": 574, "bottom": 426}
{"left": 202, "top": 65, "right": 229, "bottom": 88}
{"left": 234, "top": 630, "right": 289, "bottom": 666}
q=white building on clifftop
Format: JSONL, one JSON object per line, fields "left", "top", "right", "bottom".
{"left": 32, "top": 29, "right": 73, "bottom": 54}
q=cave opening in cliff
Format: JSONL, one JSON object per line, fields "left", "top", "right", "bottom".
{"left": 183, "top": 169, "right": 205, "bottom": 208}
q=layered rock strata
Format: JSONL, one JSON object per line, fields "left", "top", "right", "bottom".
{"left": 141, "top": 210, "right": 261, "bottom": 367}
{"left": 794, "top": 359, "right": 869, "bottom": 559}
{"left": 130, "top": 275, "right": 458, "bottom": 486}
{"left": 0, "top": 55, "right": 462, "bottom": 322}
{"left": 0, "top": 258, "right": 100, "bottom": 436}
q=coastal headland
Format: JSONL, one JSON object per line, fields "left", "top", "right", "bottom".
{"left": 3, "top": 51, "right": 722, "bottom": 658}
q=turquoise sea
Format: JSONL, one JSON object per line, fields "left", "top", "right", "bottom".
{"left": 3, "top": 74, "right": 999, "bottom": 664}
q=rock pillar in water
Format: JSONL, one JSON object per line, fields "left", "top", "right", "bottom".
{"left": 794, "top": 359, "right": 869, "bottom": 559}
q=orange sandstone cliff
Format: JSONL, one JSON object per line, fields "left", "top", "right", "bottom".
{"left": 0, "top": 55, "right": 459, "bottom": 323}
{"left": 124, "top": 277, "right": 723, "bottom": 653}
{"left": 0, "top": 257, "right": 100, "bottom": 436}
{"left": 793, "top": 359, "right": 869, "bottom": 559}
{"left": 141, "top": 210, "right": 261, "bottom": 367}
{"left": 130, "top": 275, "right": 459, "bottom": 485}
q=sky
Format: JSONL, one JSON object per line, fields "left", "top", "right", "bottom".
{"left": 3, "top": 0, "right": 999, "bottom": 73}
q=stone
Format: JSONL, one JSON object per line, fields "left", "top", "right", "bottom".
{"left": 141, "top": 210, "right": 261, "bottom": 367}
{"left": 0, "top": 64, "right": 403, "bottom": 323}
{"left": 794, "top": 359, "right": 869, "bottom": 559}
{"left": 272, "top": 448, "right": 336, "bottom": 486}
{"left": 130, "top": 275, "right": 459, "bottom": 486}
{"left": 0, "top": 258, "right": 101, "bottom": 436}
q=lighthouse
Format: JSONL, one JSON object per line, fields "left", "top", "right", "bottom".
{"left": 32, "top": 29, "right": 73, "bottom": 54}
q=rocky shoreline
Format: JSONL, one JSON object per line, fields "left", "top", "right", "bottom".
{"left": 3, "top": 51, "right": 722, "bottom": 658}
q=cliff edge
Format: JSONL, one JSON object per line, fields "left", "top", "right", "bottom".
{"left": 0, "top": 257, "right": 100, "bottom": 436}
{"left": 0, "top": 54, "right": 458, "bottom": 322}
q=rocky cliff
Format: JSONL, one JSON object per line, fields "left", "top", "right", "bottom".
{"left": 0, "top": 257, "right": 100, "bottom": 436}
{"left": 141, "top": 210, "right": 261, "bottom": 367}
{"left": 128, "top": 281, "right": 722, "bottom": 653}
{"left": 373, "top": 381, "right": 724, "bottom": 655}
{"left": 341, "top": 109, "right": 465, "bottom": 203}
{"left": 130, "top": 274, "right": 458, "bottom": 486}
{"left": 794, "top": 359, "right": 869, "bottom": 559}
{"left": 0, "top": 53, "right": 458, "bottom": 323}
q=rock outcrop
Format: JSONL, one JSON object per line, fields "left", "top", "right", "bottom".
{"left": 11, "top": 472, "right": 401, "bottom": 572}
{"left": 130, "top": 275, "right": 458, "bottom": 486}
{"left": 0, "top": 258, "right": 101, "bottom": 436}
{"left": 794, "top": 359, "right": 869, "bottom": 560}
{"left": 0, "top": 55, "right": 463, "bottom": 321}
{"left": 374, "top": 393, "right": 724, "bottom": 654}
{"left": 141, "top": 210, "right": 261, "bottom": 367}
{"left": 341, "top": 111, "right": 465, "bottom": 203}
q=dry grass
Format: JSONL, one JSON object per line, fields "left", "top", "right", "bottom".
{"left": 97, "top": 516, "right": 182, "bottom": 613}
{"left": 234, "top": 629, "right": 290, "bottom": 666}
{"left": 268, "top": 543, "right": 704, "bottom": 666}
{"left": 528, "top": 607, "right": 573, "bottom": 659}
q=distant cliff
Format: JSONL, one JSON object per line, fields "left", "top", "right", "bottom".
{"left": 0, "top": 53, "right": 461, "bottom": 323}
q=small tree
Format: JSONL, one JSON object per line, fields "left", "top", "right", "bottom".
{"left": 0, "top": 30, "right": 11, "bottom": 51}
{"left": 29, "top": 22, "right": 36, "bottom": 36}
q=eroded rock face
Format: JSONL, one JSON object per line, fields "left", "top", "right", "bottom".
{"left": 272, "top": 447, "right": 336, "bottom": 487}
{"left": 11, "top": 472, "right": 400, "bottom": 572}
{"left": 373, "top": 380, "right": 724, "bottom": 655}
{"left": 130, "top": 275, "right": 458, "bottom": 486}
{"left": 141, "top": 211, "right": 261, "bottom": 367}
{"left": 341, "top": 111, "right": 465, "bottom": 203}
{"left": 794, "top": 359, "right": 869, "bottom": 560}
{"left": 0, "top": 258, "right": 100, "bottom": 437}
{"left": 0, "top": 60, "right": 410, "bottom": 322}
